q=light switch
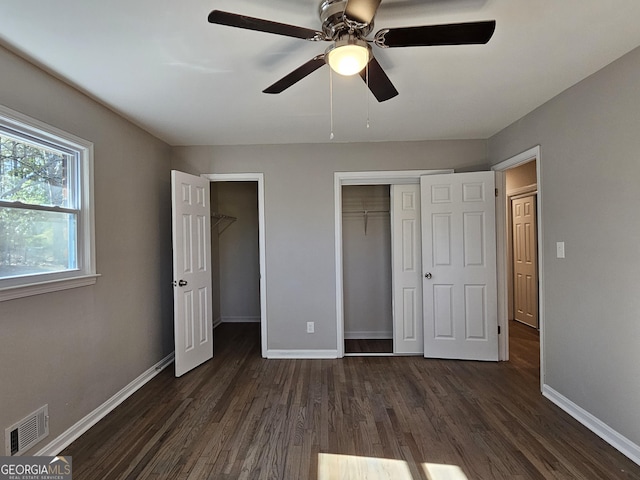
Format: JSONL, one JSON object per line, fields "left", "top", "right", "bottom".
{"left": 556, "top": 242, "right": 565, "bottom": 258}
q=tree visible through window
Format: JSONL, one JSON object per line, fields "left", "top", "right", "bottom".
{"left": 0, "top": 133, "right": 79, "bottom": 280}
{"left": 0, "top": 106, "right": 95, "bottom": 299}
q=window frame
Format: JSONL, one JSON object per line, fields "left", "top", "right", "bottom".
{"left": 0, "top": 104, "right": 98, "bottom": 301}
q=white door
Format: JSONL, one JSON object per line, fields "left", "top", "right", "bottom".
{"left": 421, "top": 172, "right": 498, "bottom": 361}
{"left": 171, "top": 170, "right": 213, "bottom": 377}
{"left": 391, "top": 184, "right": 424, "bottom": 354}
{"left": 512, "top": 194, "right": 538, "bottom": 328}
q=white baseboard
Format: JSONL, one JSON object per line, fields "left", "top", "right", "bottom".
{"left": 220, "top": 316, "right": 261, "bottom": 323}
{"left": 35, "top": 352, "right": 175, "bottom": 456}
{"left": 543, "top": 384, "right": 640, "bottom": 466}
{"left": 266, "top": 349, "right": 338, "bottom": 359}
{"left": 344, "top": 330, "right": 392, "bottom": 340}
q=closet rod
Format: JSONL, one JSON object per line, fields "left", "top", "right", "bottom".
{"left": 343, "top": 209, "right": 390, "bottom": 235}
{"left": 342, "top": 209, "right": 389, "bottom": 215}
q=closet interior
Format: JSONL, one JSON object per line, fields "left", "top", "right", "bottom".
{"left": 210, "top": 181, "right": 261, "bottom": 329}
{"left": 342, "top": 185, "right": 393, "bottom": 354}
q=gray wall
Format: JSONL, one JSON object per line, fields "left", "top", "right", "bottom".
{"left": 342, "top": 185, "right": 392, "bottom": 338}
{"left": 488, "top": 46, "right": 640, "bottom": 445}
{"left": 0, "top": 46, "right": 173, "bottom": 454}
{"left": 172, "top": 140, "right": 487, "bottom": 351}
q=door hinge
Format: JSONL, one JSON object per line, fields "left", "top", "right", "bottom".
{"left": 498, "top": 325, "right": 501, "bottom": 334}
{"left": 495, "top": 188, "right": 499, "bottom": 197}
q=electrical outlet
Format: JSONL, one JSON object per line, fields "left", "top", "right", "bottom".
{"left": 307, "top": 322, "right": 314, "bottom": 334}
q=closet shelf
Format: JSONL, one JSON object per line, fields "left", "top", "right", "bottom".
{"left": 212, "top": 212, "right": 237, "bottom": 235}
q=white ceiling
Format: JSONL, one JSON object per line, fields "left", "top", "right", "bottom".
{"left": 1, "top": 0, "right": 639, "bottom": 146}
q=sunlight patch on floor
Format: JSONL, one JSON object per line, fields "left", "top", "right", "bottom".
{"left": 318, "top": 453, "right": 469, "bottom": 480}
{"left": 422, "top": 463, "right": 469, "bottom": 480}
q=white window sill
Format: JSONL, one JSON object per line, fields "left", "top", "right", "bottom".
{"left": 0, "top": 274, "right": 101, "bottom": 302}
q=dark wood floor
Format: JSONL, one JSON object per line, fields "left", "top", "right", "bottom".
{"left": 62, "top": 322, "right": 640, "bottom": 479}
{"left": 345, "top": 338, "right": 393, "bottom": 354}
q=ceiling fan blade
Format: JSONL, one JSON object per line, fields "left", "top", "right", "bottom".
{"left": 208, "top": 10, "right": 326, "bottom": 41}
{"left": 375, "top": 20, "right": 496, "bottom": 48}
{"left": 263, "top": 55, "right": 327, "bottom": 94}
{"left": 358, "top": 56, "right": 399, "bottom": 102}
{"left": 344, "top": 0, "right": 382, "bottom": 25}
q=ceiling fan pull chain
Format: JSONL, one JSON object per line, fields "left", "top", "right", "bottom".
{"left": 329, "top": 67, "right": 335, "bottom": 140}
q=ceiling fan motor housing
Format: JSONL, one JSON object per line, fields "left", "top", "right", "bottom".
{"left": 320, "top": 0, "right": 374, "bottom": 39}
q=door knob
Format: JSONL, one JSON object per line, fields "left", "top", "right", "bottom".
{"left": 424, "top": 273, "right": 432, "bottom": 279}
{"left": 178, "top": 279, "right": 188, "bottom": 287}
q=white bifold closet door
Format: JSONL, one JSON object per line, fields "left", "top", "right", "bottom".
{"left": 391, "top": 184, "right": 424, "bottom": 354}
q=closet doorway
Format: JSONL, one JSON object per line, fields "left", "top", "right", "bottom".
{"left": 205, "top": 174, "right": 267, "bottom": 357}
{"left": 334, "top": 170, "right": 453, "bottom": 357}
{"left": 211, "top": 181, "right": 260, "bottom": 323}
{"left": 342, "top": 185, "right": 393, "bottom": 354}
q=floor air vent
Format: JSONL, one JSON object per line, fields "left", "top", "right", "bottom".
{"left": 5, "top": 405, "right": 49, "bottom": 456}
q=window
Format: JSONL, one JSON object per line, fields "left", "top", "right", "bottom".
{"left": 0, "top": 105, "right": 97, "bottom": 300}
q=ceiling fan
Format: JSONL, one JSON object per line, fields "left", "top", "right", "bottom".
{"left": 208, "top": 0, "right": 496, "bottom": 102}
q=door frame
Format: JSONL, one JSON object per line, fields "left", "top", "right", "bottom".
{"left": 492, "top": 146, "right": 544, "bottom": 389}
{"left": 334, "top": 170, "right": 453, "bottom": 357}
{"left": 202, "top": 173, "right": 267, "bottom": 358}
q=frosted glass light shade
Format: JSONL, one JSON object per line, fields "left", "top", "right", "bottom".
{"left": 327, "top": 43, "right": 370, "bottom": 76}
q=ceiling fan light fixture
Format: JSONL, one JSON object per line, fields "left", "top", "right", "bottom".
{"left": 326, "top": 36, "right": 370, "bottom": 76}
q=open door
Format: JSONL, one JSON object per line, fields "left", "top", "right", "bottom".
{"left": 421, "top": 172, "right": 498, "bottom": 361}
{"left": 171, "top": 170, "right": 213, "bottom": 377}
